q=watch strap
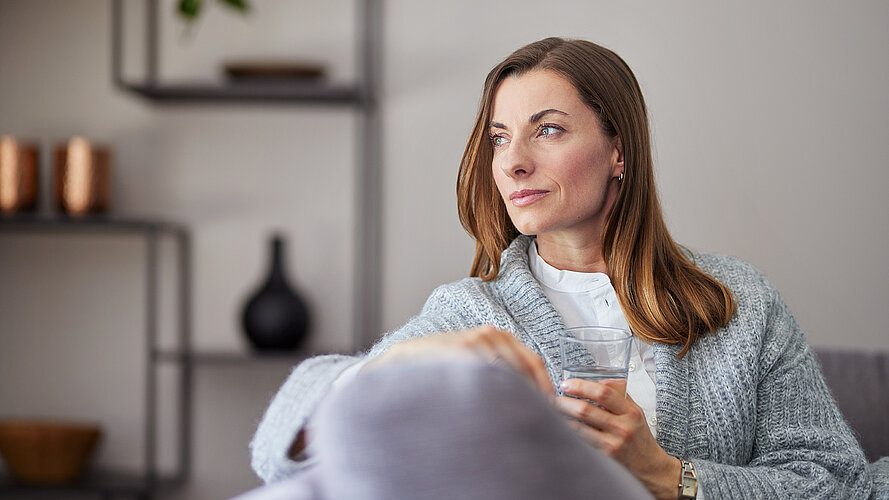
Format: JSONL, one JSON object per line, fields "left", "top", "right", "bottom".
{"left": 678, "top": 459, "right": 697, "bottom": 499}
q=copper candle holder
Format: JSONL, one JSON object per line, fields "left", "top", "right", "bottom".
{"left": 53, "top": 137, "right": 111, "bottom": 215}
{"left": 0, "top": 136, "right": 39, "bottom": 214}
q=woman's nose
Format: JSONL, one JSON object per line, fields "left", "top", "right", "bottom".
{"left": 499, "top": 141, "right": 534, "bottom": 178}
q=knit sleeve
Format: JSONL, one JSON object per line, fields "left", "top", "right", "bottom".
{"left": 870, "top": 457, "right": 889, "bottom": 499}
{"left": 249, "top": 282, "right": 481, "bottom": 484}
{"left": 249, "top": 354, "right": 361, "bottom": 484}
{"left": 693, "top": 288, "right": 873, "bottom": 499}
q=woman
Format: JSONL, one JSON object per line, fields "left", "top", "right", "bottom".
{"left": 251, "top": 38, "right": 872, "bottom": 499}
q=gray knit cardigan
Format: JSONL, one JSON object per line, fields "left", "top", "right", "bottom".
{"left": 250, "top": 236, "right": 872, "bottom": 498}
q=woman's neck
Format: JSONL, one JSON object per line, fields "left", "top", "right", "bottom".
{"left": 535, "top": 234, "right": 608, "bottom": 275}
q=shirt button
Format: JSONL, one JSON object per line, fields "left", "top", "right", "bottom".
{"left": 647, "top": 414, "right": 658, "bottom": 427}
{"left": 629, "top": 360, "right": 637, "bottom": 372}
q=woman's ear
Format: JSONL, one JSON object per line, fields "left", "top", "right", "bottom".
{"left": 613, "top": 136, "right": 624, "bottom": 165}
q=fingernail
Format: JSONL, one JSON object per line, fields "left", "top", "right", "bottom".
{"left": 560, "top": 381, "right": 570, "bottom": 391}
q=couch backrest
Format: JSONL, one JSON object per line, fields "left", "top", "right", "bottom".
{"left": 815, "top": 348, "right": 889, "bottom": 463}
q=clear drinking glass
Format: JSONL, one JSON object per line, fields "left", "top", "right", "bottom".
{"left": 559, "top": 326, "right": 634, "bottom": 397}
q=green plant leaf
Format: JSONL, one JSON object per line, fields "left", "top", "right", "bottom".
{"left": 178, "top": 0, "right": 202, "bottom": 20}
{"left": 219, "top": 0, "right": 249, "bottom": 13}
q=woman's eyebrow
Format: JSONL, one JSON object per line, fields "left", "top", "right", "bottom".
{"left": 489, "top": 108, "right": 569, "bottom": 130}
{"left": 529, "top": 108, "right": 568, "bottom": 123}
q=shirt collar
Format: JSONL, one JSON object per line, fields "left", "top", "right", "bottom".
{"left": 528, "top": 239, "right": 612, "bottom": 293}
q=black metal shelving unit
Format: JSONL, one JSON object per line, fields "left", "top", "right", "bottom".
{"left": 154, "top": 348, "right": 313, "bottom": 365}
{"left": 116, "top": 82, "right": 365, "bottom": 104}
{"left": 0, "top": 214, "right": 191, "bottom": 500}
{"left": 111, "top": 0, "right": 382, "bottom": 351}
{"left": 0, "top": 471, "right": 182, "bottom": 500}
{"left": 0, "top": 215, "right": 337, "bottom": 499}
{"left": 0, "top": 2, "right": 380, "bottom": 496}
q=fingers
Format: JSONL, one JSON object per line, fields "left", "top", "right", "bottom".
{"left": 556, "top": 394, "right": 617, "bottom": 432}
{"left": 556, "top": 383, "right": 649, "bottom": 453}
{"left": 559, "top": 378, "right": 629, "bottom": 414}
{"left": 494, "top": 328, "right": 552, "bottom": 395}
{"left": 364, "top": 325, "right": 553, "bottom": 394}
{"left": 566, "top": 419, "right": 609, "bottom": 449}
{"left": 555, "top": 378, "right": 643, "bottom": 433}
{"left": 490, "top": 330, "right": 550, "bottom": 394}
{"left": 463, "top": 325, "right": 553, "bottom": 395}
{"left": 521, "top": 346, "right": 552, "bottom": 394}
{"left": 565, "top": 419, "right": 625, "bottom": 458}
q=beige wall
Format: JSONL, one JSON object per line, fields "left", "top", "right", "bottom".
{"left": 382, "top": 1, "right": 889, "bottom": 350}
{"left": 1, "top": 0, "right": 887, "bottom": 498}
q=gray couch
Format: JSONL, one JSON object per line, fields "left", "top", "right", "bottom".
{"left": 814, "top": 349, "right": 889, "bottom": 463}
{"left": 237, "top": 349, "right": 889, "bottom": 500}
{"left": 815, "top": 349, "right": 889, "bottom": 500}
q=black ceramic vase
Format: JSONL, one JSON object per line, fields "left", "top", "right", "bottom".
{"left": 241, "top": 234, "right": 311, "bottom": 351}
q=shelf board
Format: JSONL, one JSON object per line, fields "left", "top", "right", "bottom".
{"left": 0, "top": 469, "right": 183, "bottom": 496}
{"left": 154, "top": 347, "right": 354, "bottom": 365}
{"left": 0, "top": 213, "right": 186, "bottom": 235}
{"left": 120, "top": 81, "right": 368, "bottom": 105}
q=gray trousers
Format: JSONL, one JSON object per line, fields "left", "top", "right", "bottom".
{"left": 236, "top": 358, "right": 654, "bottom": 500}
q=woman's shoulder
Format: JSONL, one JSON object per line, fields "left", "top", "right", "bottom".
{"left": 687, "top": 250, "right": 784, "bottom": 331}
{"left": 426, "top": 276, "right": 486, "bottom": 299}
{"left": 688, "top": 250, "right": 774, "bottom": 296}
{"left": 419, "top": 275, "right": 503, "bottom": 314}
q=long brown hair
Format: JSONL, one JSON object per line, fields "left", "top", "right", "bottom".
{"left": 456, "top": 38, "right": 734, "bottom": 356}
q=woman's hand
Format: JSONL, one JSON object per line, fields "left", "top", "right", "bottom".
{"left": 557, "top": 379, "right": 681, "bottom": 500}
{"left": 361, "top": 325, "right": 552, "bottom": 395}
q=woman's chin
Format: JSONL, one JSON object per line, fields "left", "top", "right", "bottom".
{"left": 511, "top": 217, "right": 557, "bottom": 237}
{"left": 511, "top": 223, "right": 542, "bottom": 237}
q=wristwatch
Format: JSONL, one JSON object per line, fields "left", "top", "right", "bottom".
{"left": 678, "top": 460, "right": 697, "bottom": 499}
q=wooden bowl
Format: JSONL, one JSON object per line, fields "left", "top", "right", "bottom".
{"left": 0, "top": 419, "right": 102, "bottom": 484}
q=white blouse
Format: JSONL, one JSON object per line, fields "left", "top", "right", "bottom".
{"left": 528, "top": 240, "right": 659, "bottom": 437}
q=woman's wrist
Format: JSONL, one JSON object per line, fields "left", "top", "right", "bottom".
{"left": 644, "top": 454, "right": 681, "bottom": 500}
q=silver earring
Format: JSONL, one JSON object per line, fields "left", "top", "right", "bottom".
{"left": 618, "top": 172, "right": 624, "bottom": 183}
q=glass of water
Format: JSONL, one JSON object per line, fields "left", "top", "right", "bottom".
{"left": 559, "top": 326, "right": 634, "bottom": 397}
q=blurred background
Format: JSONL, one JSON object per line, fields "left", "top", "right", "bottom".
{"left": 0, "top": 0, "right": 887, "bottom": 498}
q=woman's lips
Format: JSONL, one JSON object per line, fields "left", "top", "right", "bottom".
{"left": 509, "top": 189, "right": 550, "bottom": 207}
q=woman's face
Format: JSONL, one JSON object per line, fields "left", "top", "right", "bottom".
{"left": 490, "top": 69, "right": 623, "bottom": 243}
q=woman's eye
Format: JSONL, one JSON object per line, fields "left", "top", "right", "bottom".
{"left": 490, "top": 134, "right": 509, "bottom": 147}
{"left": 538, "top": 124, "right": 563, "bottom": 138}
